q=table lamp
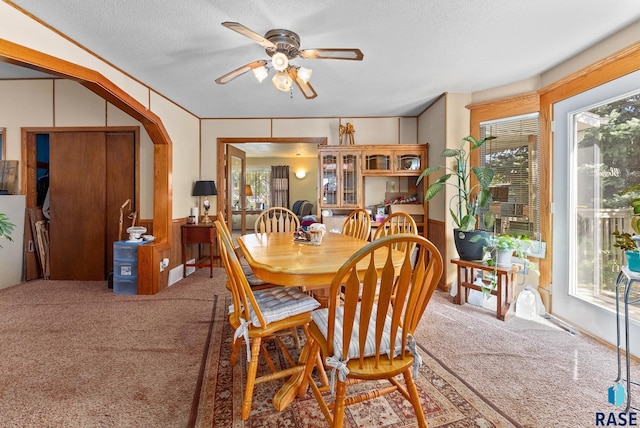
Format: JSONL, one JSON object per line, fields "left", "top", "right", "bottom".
{"left": 193, "top": 180, "right": 217, "bottom": 223}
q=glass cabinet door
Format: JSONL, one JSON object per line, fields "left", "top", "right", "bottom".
{"left": 321, "top": 153, "right": 338, "bottom": 207}
{"left": 342, "top": 153, "right": 359, "bottom": 207}
{"left": 363, "top": 153, "right": 391, "bottom": 173}
{"left": 395, "top": 153, "right": 423, "bottom": 173}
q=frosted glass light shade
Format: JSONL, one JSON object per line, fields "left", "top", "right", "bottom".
{"left": 272, "top": 52, "right": 289, "bottom": 71}
{"left": 297, "top": 66, "right": 313, "bottom": 83}
{"left": 252, "top": 65, "right": 268, "bottom": 83}
{"left": 272, "top": 71, "right": 293, "bottom": 91}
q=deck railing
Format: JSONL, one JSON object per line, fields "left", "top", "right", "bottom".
{"left": 576, "top": 208, "right": 633, "bottom": 293}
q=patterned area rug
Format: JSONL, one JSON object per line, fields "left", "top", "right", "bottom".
{"left": 193, "top": 296, "right": 520, "bottom": 427}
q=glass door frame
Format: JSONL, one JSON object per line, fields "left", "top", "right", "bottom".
{"left": 553, "top": 69, "right": 640, "bottom": 357}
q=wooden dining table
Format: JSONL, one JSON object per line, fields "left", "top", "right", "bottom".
{"left": 236, "top": 230, "right": 406, "bottom": 412}
{"left": 237, "top": 231, "right": 380, "bottom": 290}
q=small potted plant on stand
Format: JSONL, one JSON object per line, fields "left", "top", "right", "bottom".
{"left": 418, "top": 135, "right": 496, "bottom": 261}
{"left": 480, "top": 233, "right": 537, "bottom": 304}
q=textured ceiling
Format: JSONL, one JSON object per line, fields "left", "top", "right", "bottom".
{"left": 4, "top": 0, "right": 640, "bottom": 119}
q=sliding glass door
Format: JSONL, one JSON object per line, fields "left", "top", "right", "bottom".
{"left": 553, "top": 69, "right": 640, "bottom": 356}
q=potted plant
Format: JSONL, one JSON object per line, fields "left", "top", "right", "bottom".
{"left": 418, "top": 135, "right": 496, "bottom": 260}
{"left": 0, "top": 212, "right": 15, "bottom": 248}
{"left": 478, "top": 233, "right": 537, "bottom": 298}
{"left": 613, "top": 184, "right": 640, "bottom": 271}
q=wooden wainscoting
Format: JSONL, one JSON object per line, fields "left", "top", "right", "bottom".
{"left": 427, "top": 218, "right": 448, "bottom": 291}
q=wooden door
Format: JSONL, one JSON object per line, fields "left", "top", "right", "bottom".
{"left": 49, "top": 132, "right": 106, "bottom": 280}
{"left": 226, "top": 145, "right": 246, "bottom": 234}
{"left": 105, "top": 132, "right": 136, "bottom": 273}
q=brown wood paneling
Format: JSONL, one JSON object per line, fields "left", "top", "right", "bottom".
{"left": 138, "top": 241, "right": 170, "bottom": 295}
{"left": 427, "top": 218, "right": 447, "bottom": 290}
{"left": 49, "top": 132, "right": 106, "bottom": 280}
{"left": 106, "top": 132, "right": 136, "bottom": 274}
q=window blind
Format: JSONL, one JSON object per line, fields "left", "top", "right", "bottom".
{"left": 480, "top": 113, "right": 540, "bottom": 238}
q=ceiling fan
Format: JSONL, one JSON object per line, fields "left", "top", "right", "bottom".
{"left": 215, "top": 21, "right": 364, "bottom": 99}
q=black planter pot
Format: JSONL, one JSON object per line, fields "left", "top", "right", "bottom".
{"left": 453, "top": 229, "right": 489, "bottom": 261}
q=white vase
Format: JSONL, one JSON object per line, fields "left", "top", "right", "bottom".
{"left": 496, "top": 249, "right": 514, "bottom": 267}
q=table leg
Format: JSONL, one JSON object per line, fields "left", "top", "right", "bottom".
{"left": 273, "top": 334, "right": 315, "bottom": 411}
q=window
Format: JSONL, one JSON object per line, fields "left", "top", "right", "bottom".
{"left": 246, "top": 166, "right": 271, "bottom": 209}
{"left": 480, "top": 113, "right": 540, "bottom": 238}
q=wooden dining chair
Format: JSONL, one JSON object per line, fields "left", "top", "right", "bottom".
{"left": 215, "top": 219, "right": 321, "bottom": 420}
{"left": 373, "top": 211, "right": 418, "bottom": 242}
{"left": 216, "top": 212, "right": 270, "bottom": 288}
{"left": 254, "top": 207, "right": 300, "bottom": 234}
{"left": 217, "top": 211, "right": 302, "bottom": 348}
{"left": 341, "top": 208, "right": 372, "bottom": 241}
{"left": 299, "top": 234, "right": 443, "bottom": 428}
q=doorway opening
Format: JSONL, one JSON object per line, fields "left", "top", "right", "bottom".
{"left": 216, "top": 137, "right": 326, "bottom": 233}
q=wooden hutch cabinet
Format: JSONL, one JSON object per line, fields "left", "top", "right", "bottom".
{"left": 318, "top": 144, "right": 428, "bottom": 236}
{"left": 319, "top": 147, "right": 361, "bottom": 209}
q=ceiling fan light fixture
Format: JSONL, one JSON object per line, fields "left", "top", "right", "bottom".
{"left": 272, "top": 52, "right": 289, "bottom": 71}
{"left": 272, "top": 70, "right": 293, "bottom": 92}
{"left": 252, "top": 65, "right": 269, "bottom": 83}
{"left": 297, "top": 66, "right": 312, "bottom": 83}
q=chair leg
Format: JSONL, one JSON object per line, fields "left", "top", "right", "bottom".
{"left": 230, "top": 337, "right": 241, "bottom": 366}
{"left": 332, "top": 380, "right": 347, "bottom": 428}
{"left": 402, "top": 369, "right": 428, "bottom": 428}
{"left": 241, "top": 337, "right": 262, "bottom": 420}
{"left": 291, "top": 326, "right": 301, "bottom": 348}
{"left": 298, "top": 339, "right": 318, "bottom": 397}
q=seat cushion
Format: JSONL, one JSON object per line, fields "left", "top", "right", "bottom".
{"left": 249, "top": 287, "right": 320, "bottom": 327}
{"left": 241, "top": 261, "right": 269, "bottom": 286}
{"left": 311, "top": 304, "right": 403, "bottom": 360}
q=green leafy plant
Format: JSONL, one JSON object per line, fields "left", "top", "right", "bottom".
{"left": 0, "top": 213, "right": 15, "bottom": 248}
{"left": 612, "top": 183, "right": 640, "bottom": 254}
{"left": 621, "top": 183, "right": 640, "bottom": 234}
{"left": 418, "top": 135, "right": 496, "bottom": 232}
{"left": 612, "top": 230, "right": 637, "bottom": 252}
{"left": 481, "top": 233, "right": 537, "bottom": 297}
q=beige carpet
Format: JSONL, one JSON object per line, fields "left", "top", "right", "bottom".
{"left": 0, "top": 269, "right": 216, "bottom": 427}
{"left": 414, "top": 292, "right": 640, "bottom": 427}
{"left": 1, "top": 267, "right": 638, "bottom": 427}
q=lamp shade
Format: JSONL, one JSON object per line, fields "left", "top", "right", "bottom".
{"left": 245, "top": 184, "right": 253, "bottom": 196}
{"left": 193, "top": 180, "right": 217, "bottom": 196}
{"left": 272, "top": 71, "right": 293, "bottom": 92}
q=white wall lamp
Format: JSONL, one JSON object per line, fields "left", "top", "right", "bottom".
{"left": 295, "top": 170, "right": 306, "bottom": 179}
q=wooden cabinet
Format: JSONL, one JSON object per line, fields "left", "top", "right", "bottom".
{"left": 181, "top": 223, "right": 217, "bottom": 278}
{"left": 362, "top": 146, "right": 426, "bottom": 176}
{"left": 318, "top": 144, "right": 429, "bottom": 235}
{"left": 319, "top": 148, "right": 361, "bottom": 209}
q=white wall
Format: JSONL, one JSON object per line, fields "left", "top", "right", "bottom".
{"left": 0, "top": 196, "right": 25, "bottom": 289}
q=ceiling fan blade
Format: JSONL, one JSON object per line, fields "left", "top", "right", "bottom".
{"left": 289, "top": 68, "right": 317, "bottom": 99}
{"left": 221, "top": 22, "right": 276, "bottom": 49}
{"left": 215, "top": 60, "right": 268, "bottom": 84}
{"left": 298, "top": 48, "right": 364, "bottom": 61}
